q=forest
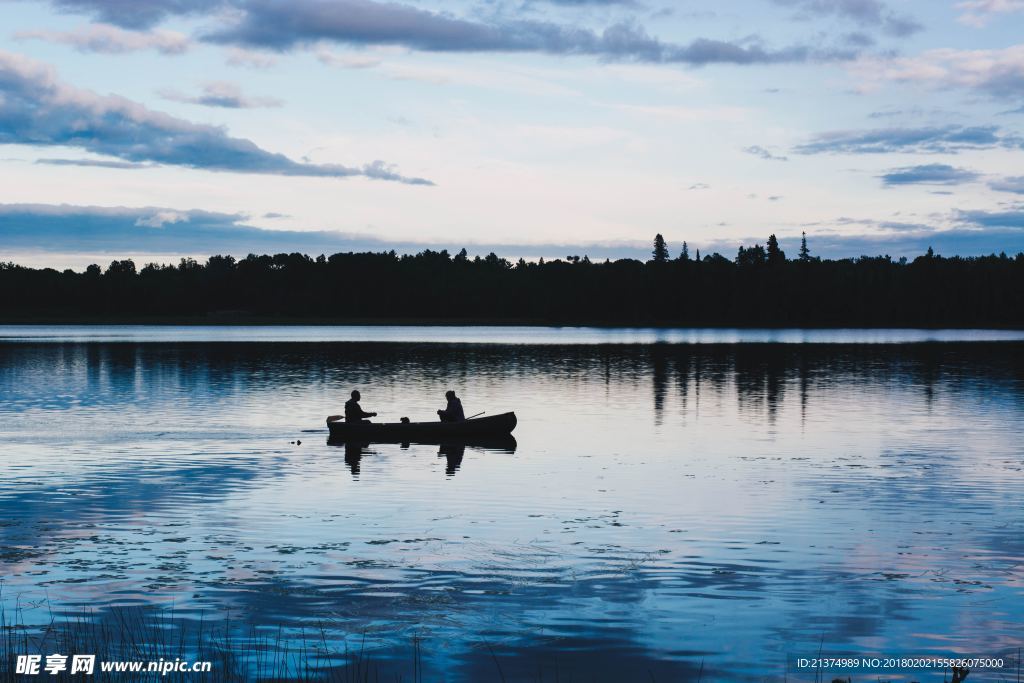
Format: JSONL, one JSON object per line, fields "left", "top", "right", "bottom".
{"left": 2, "top": 234, "right": 1022, "bottom": 327}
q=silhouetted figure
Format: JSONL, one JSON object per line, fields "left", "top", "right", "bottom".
{"left": 345, "top": 390, "right": 377, "bottom": 423}
{"left": 437, "top": 390, "right": 465, "bottom": 422}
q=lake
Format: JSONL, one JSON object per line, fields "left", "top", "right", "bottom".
{"left": 1, "top": 326, "right": 1022, "bottom": 681}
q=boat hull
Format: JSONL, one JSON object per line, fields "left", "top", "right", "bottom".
{"left": 327, "top": 411, "right": 517, "bottom": 443}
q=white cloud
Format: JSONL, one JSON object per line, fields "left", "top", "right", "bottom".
{"left": 314, "top": 47, "right": 382, "bottom": 69}
{"left": 159, "top": 81, "right": 283, "bottom": 109}
{"left": 956, "top": 0, "right": 1024, "bottom": 27}
{"left": 224, "top": 47, "right": 277, "bottom": 69}
{"left": 0, "top": 49, "right": 431, "bottom": 183}
{"left": 849, "top": 45, "right": 1024, "bottom": 98}
{"left": 15, "top": 23, "right": 189, "bottom": 55}
{"left": 135, "top": 210, "right": 188, "bottom": 228}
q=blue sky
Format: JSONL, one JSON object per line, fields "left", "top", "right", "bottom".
{"left": 1, "top": 0, "right": 1023, "bottom": 267}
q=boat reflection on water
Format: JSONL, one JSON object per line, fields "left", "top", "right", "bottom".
{"left": 430, "top": 437, "right": 518, "bottom": 475}
{"left": 438, "top": 442, "right": 464, "bottom": 476}
{"left": 338, "top": 442, "right": 376, "bottom": 476}
{"left": 330, "top": 436, "right": 517, "bottom": 477}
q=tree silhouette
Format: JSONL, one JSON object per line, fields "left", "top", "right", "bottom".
{"left": 679, "top": 241, "right": 690, "bottom": 262}
{"left": 652, "top": 234, "right": 669, "bottom": 263}
{"left": 767, "top": 234, "right": 786, "bottom": 265}
{"left": 105, "top": 260, "right": 136, "bottom": 277}
{"left": 0, "top": 234, "right": 1021, "bottom": 327}
{"left": 799, "top": 232, "right": 811, "bottom": 262}
{"left": 736, "top": 244, "right": 767, "bottom": 268}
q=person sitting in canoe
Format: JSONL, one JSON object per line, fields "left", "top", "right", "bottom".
{"left": 345, "top": 390, "right": 377, "bottom": 423}
{"left": 437, "top": 390, "right": 466, "bottom": 422}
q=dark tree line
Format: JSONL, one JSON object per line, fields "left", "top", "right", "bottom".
{"left": 1, "top": 235, "right": 1022, "bottom": 326}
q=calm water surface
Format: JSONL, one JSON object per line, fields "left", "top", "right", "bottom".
{"left": 1, "top": 327, "right": 1022, "bottom": 681}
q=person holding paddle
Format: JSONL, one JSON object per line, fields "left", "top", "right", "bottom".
{"left": 437, "top": 390, "right": 465, "bottom": 422}
{"left": 344, "top": 390, "right": 377, "bottom": 423}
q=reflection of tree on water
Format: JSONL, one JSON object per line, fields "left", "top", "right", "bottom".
{"left": 651, "top": 348, "right": 668, "bottom": 426}
{"left": 733, "top": 348, "right": 788, "bottom": 426}
{"left": 641, "top": 344, "right": 1024, "bottom": 429}
{"left": 762, "top": 350, "right": 787, "bottom": 425}
{"left": 676, "top": 353, "right": 690, "bottom": 413}
{"left": 651, "top": 347, "right": 791, "bottom": 426}
{"left": 798, "top": 354, "right": 810, "bottom": 428}
{"left": 917, "top": 345, "right": 941, "bottom": 410}
{"left": 31, "top": 341, "right": 1023, "bottom": 442}
{"left": 20, "top": 341, "right": 1022, "bottom": 453}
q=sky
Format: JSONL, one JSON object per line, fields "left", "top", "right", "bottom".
{"left": 1, "top": 0, "right": 1024, "bottom": 268}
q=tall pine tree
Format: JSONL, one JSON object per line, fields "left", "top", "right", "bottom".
{"left": 767, "top": 234, "right": 786, "bottom": 265}
{"left": 652, "top": 234, "right": 669, "bottom": 263}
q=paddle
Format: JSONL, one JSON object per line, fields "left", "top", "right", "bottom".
{"left": 466, "top": 411, "right": 485, "bottom": 419}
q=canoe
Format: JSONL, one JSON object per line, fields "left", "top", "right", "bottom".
{"left": 327, "top": 411, "right": 517, "bottom": 442}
